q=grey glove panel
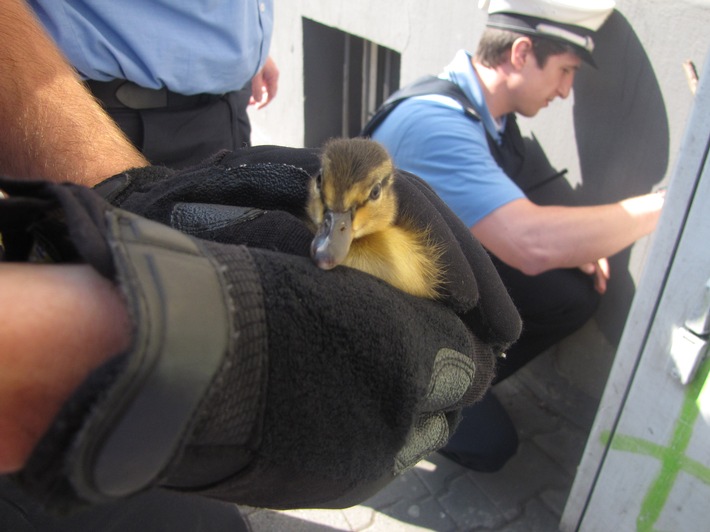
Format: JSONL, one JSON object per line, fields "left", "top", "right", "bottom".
{"left": 66, "top": 209, "right": 241, "bottom": 503}
{"left": 421, "top": 348, "right": 478, "bottom": 413}
{"left": 393, "top": 347, "right": 485, "bottom": 475}
{"left": 179, "top": 243, "right": 269, "bottom": 448}
{"left": 393, "top": 414, "right": 452, "bottom": 475}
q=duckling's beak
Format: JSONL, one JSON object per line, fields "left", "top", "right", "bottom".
{"left": 310, "top": 210, "right": 353, "bottom": 270}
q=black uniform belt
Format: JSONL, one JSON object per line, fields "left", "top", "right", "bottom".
{"left": 86, "top": 79, "right": 223, "bottom": 110}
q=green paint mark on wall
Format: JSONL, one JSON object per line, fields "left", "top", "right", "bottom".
{"left": 599, "top": 356, "right": 710, "bottom": 531}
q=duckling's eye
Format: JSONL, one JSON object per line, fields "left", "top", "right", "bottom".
{"left": 315, "top": 172, "right": 322, "bottom": 189}
{"left": 370, "top": 183, "right": 382, "bottom": 201}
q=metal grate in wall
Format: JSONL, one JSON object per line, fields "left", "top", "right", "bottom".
{"left": 302, "top": 18, "right": 401, "bottom": 148}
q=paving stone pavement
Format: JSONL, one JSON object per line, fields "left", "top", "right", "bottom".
{"left": 240, "top": 348, "right": 601, "bottom": 531}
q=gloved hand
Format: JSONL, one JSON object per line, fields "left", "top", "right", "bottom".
{"left": 0, "top": 147, "right": 519, "bottom": 512}
{"left": 392, "top": 168, "right": 523, "bottom": 353}
{"left": 97, "top": 145, "right": 521, "bottom": 353}
{"left": 93, "top": 143, "right": 522, "bottom": 488}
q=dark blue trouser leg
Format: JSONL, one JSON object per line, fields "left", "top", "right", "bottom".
{"left": 441, "top": 260, "right": 600, "bottom": 471}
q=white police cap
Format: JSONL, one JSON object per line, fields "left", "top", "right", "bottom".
{"left": 480, "top": 0, "right": 615, "bottom": 65}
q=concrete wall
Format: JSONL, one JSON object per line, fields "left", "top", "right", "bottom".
{"left": 517, "top": 0, "right": 710, "bottom": 346}
{"left": 249, "top": 0, "right": 485, "bottom": 147}
{"left": 249, "top": 0, "right": 710, "bottom": 389}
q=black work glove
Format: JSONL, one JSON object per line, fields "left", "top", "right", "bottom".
{"left": 98, "top": 145, "right": 521, "bottom": 353}
{"left": 92, "top": 143, "right": 522, "bottom": 484}
{"left": 0, "top": 147, "right": 519, "bottom": 513}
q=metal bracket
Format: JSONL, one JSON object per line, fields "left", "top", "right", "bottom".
{"left": 670, "top": 278, "right": 710, "bottom": 385}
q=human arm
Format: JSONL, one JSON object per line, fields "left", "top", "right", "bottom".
{"left": 0, "top": 263, "right": 131, "bottom": 474}
{"left": 0, "top": 0, "right": 147, "bottom": 185}
{"left": 249, "top": 56, "right": 279, "bottom": 109}
{"left": 472, "top": 191, "right": 665, "bottom": 276}
{"left": 372, "top": 98, "right": 663, "bottom": 281}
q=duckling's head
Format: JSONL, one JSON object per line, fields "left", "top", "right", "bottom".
{"left": 308, "top": 138, "right": 396, "bottom": 270}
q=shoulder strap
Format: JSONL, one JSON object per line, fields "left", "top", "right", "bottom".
{"left": 360, "top": 75, "right": 481, "bottom": 137}
{"left": 361, "top": 75, "right": 526, "bottom": 180}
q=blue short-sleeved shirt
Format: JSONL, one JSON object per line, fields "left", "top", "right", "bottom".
{"left": 29, "top": 0, "right": 273, "bottom": 95}
{"left": 372, "top": 50, "right": 525, "bottom": 228}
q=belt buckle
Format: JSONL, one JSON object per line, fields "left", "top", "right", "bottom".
{"left": 115, "top": 82, "right": 169, "bottom": 110}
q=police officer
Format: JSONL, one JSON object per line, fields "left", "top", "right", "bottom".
{"left": 367, "top": 0, "right": 665, "bottom": 471}
{"left": 28, "top": 0, "right": 279, "bottom": 169}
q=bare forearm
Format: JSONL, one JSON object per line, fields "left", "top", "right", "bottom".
{"left": 0, "top": 0, "right": 148, "bottom": 185}
{"left": 475, "top": 192, "right": 664, "bottom": 274}
{"left": 0, "top": 263, "right": 131, "bottom": 473}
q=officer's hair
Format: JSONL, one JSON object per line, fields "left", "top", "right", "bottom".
{"left": 475, "top": 28, "right": 577, "bottom": 68}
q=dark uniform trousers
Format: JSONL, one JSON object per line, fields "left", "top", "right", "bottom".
{"left": 440, "top": 261, "right": 600, "bottom": 472}
{"left": 86, "top": 79, "right": 253, "bottom": 169}
{"left": 440, "top": 107, "right": 600, "bottom": 472}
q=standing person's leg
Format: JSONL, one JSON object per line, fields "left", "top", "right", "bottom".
{"left": 228, "top": 85, "right": 254, "bottom": 148}
{"left": 87, "top": 81, "right": 254, "bottom": 170}
{"left": 139, "top": 92, "right": 248, "bottom": 169}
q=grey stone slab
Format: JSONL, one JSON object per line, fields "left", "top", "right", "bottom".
{"left": 515, "top": 351, "right": 599, "bottom": 430}
{"left": 539, "top": 487, "right": 571, "bottom": 518}
{"left": 501, "top": 498, "right": 562, "bottom": 532}
{"left": 412, "top": 453, "right": 470, "bottom": 496}
{"left": 381, "top": 496, "right": 458, "bottom": 531}
{"left": 533, "top": 423, "right": 589, "bottom": 477}
{"left": 341, "top": 505, "right": 377, "bottom": 531}
{"left": 493, "top": 379, "right": 562, "bottom": 438}
{"left": 364, "top": 511, "right": 445, "bottom": 531}
{"left": 554, "top": 319, "right": 615, "bottom": 400}
{"left": 438, "top": 474, "right": 510, "bottom": 530}
{"left": 245, "top": 508, "right": 348, "bottom": 531}
{"left": 466, "top": 441, "right": 570, "bottom": 512}
{"left": 361, "top": 468, "right": 430, "bottom": 510}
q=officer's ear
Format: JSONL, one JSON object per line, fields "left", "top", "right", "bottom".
{"left": 510, "top": 37, "right": 534, "bottom": 71}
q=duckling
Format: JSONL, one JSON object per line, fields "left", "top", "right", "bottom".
{"left": 306, "top": 137, "right": 443, "bottom": 299}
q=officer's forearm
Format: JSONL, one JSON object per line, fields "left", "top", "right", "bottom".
{"left": 0, "top": 0, "right": 148, "bottom": 185}
{"left": 474, "top": 191, "right": 664, "bottom": 275}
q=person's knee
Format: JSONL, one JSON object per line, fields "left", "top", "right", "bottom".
{"left": 563, "top": 270, "right": 602, "bottom": 330}
{"left": 529, "top": 268, "right": 601, "bottom": 334}
{"left": 438, "top": 394, "right": 519, "bottom": 472}
{"left": 440, "top": 430, "right": 518, "bottom": 472}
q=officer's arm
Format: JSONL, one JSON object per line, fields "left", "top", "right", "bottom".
{"left": 0, "top": 0, "right": 147, "bottom": 185}
{"left": 472, "top": 193, "right": 664, "bottom": 275}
